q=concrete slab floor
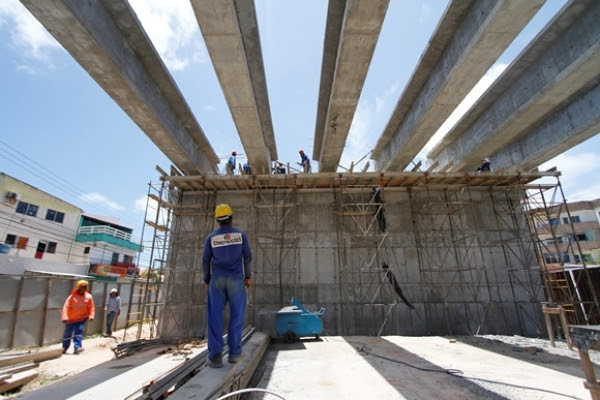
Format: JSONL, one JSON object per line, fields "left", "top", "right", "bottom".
{"left": 244, "top": 336, "right": 589, "bottom": 400}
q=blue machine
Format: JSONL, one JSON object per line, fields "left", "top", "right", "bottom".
{"left": 276, "top": 297, "right": 325, "bottom": 341}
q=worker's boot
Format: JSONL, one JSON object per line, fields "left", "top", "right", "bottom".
{"left": 208, "top": 353, "right": 223, "bottom": 368}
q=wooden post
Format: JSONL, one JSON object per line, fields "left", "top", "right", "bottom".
{"left": 542, "top": 304, "right": 573, "bottom": 349}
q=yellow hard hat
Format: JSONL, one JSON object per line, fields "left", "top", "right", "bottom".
{"left": 76, "top": 280, "right": 89, "bottom": 288}
{"left": 215, "top": 203, "right": 233, "bottom": 221}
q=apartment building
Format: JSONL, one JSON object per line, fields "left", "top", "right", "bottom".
{"left": 0, "top": 173, "right": 141, "bottom": 277}
{"left": 538, "top": 198, "right": 600, "bottom": 265}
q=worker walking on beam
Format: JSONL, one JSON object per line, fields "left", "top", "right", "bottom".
{"left": 203, "top": 204, "right": 253, "bottom": 368}
{"left": 298, "top": 149, "right": 311, "bottom": 173}
{"left": 226, "top": 151, "right": 237, "bottom": 175}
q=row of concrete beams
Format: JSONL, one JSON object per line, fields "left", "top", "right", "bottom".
{"left": 371, "top": 0, "right": 546, "bottom": 172}
{"left": 429, "top": 0, "right": 600, "bottom": 173}
{"left": 191, "top": 0, "right": 277, "bottom": 175}
{"left": 20, "top": 0, "right": 220, "bottom": 175}
{"left": 313, "top": 0, "right": 389, "bottom": 172}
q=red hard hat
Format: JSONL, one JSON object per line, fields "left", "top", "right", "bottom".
{"left": 299, "top": 149, "right": 304, "bottom": 154}
{"left": 232, "top": 151, "right": 237, "bottom": 156}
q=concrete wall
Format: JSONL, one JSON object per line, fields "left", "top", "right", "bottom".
{"left": 159, "top": 186, "right": 545, "bottom": 338}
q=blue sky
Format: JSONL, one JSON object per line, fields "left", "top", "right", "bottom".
{"left": 1, "top": 0, "right": 599, "bottom": 265}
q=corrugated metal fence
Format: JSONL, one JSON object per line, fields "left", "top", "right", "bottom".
{"left": 0, "top": 275, "right": 160, "bottom": 350}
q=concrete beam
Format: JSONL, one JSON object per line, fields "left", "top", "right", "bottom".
{"left": 316, "top": 0, "right": 389, "bottom": 172}
{"left": 191, "top": 0, "right": 275, "bottom": 174}
{"left": 20, "top": 0, "right": 219, "bottom": 175}
{"left": 372, "top": 0, "right": 545, "bottom": 172}
{"left": 429, "top": 0, "right": 600, "bottom": 172}
{"left": 312, "top": 0, "right": 346, "bottom": 163}
{"left": 492, "top": 84, "right": 600, "bottom": 172}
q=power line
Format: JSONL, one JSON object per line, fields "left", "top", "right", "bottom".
{"left": 0, "top": 139, "right": 145, "bottom": 229}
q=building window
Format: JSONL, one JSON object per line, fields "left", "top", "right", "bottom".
{"left": 16, "top": 201, "right": 39, "bottom": 217}
{"left": 16, "top": 237, "right": 29, "bottom": 250}
{"left": 562, "top": 217, "right": 569, "bottom": 224}
{"left": 45, "top": 209, "right": 65, "bottom": 223}
{"left": 575, "top": 254, "right": 582, "bottom": 263}
{"left": 5, "top": 234, "right": 16, "bottom": 245}
{"left": 571, "top": 215, "right": 581, "bottom": 223}
{"left": 47, "top": 242, "right": 57, "bottom": 254}
{"left": 111, "top": 252, "right": 119, "bottom": 264}
{"left": 576, "top": 234, "right": 587, "bottom": 241}
{"left": 124, "top": 255, "right": 133, "bottom": 264}
{"left": 84, "top": 246, "right": 91, "bottom": 254}
{"left": 549, "top": 218, "right": 558, "bottom": 226}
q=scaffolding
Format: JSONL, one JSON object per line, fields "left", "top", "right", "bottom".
{"left": 151, "top": 169, "right": 598, "bottom": 338}
{"left": 523, "top": 177, "right": 600, "bottom": 325}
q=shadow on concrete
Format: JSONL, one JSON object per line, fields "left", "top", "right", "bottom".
{"left": 340, "top": 336, "right": 511, "bottom": 400}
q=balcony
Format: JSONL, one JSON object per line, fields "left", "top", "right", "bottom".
{"left": 76, "top": 225, "right": 142, "bottom": 251}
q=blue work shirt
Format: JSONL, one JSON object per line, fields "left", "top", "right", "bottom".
{"left": 228, "top": 156, "right": 236, "bottom": 168}
{"left": 300, "top": 153, "right": 310, "bottom": 165}
{"left": 202, "top": 225, "right": 252, "bottom": 284}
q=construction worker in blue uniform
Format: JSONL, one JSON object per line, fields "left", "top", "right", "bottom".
{"left": 299, "top": 149, "right": 311, "bottom": 173}
{"left": 226, "top": 151, "right": 237, "bottom": 175}
{"left": 476, "top": 157, "right": 491, "bottom": 173}
{"left": 242, "top": 162, "right": 251, "bottom": 175}
{"left": 202, "top": 203, "right": 252, "bottom": 367}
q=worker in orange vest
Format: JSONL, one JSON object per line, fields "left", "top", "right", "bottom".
{"left": 61, "top": 280, "right": 95, "bottom": 354}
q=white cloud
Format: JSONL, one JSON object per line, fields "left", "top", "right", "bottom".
{"left": 0, "top": 0, "right": 61, "bottom": 63}
{"left": 341, "top": 81, "right": 402, "bottom": 171}
{"left": 129, "top": 0, "right": 207, "bottom": 71}
{"left": 539, "top": 152, "right": 600, "bottom": 202}
{"left": 80, "top": 192, "right": 123, "bottom": 212}
{"left": 134, "top": 195, "right": 149, "bottom": 213}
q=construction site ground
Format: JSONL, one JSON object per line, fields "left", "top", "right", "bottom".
{"left": 1, "top": 327, "right": 596, "bottom": 400}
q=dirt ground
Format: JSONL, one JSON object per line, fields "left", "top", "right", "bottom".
{"left": 1, "top": 329, "right": 596, "bottom": 399}
{"left": 0, "top": 324, "right": 157, "bottom": 398}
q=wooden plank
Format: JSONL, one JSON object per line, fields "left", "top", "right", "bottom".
{"left": 170, "top": 332, "right": 270, "bottom": 399}
{"left": 0, "top": 369, "right": 38, "bottom": 393}
{"left": 0, "top": 361, "right": 38, "bottom": 377}
{"left": 0, "top": 348, "right": 63, "bottom": 369}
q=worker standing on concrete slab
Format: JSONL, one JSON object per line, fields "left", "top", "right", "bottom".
{"left": 226, "top": 151, "right": 237, "bottom": 175}
{"left": 202, "top": 203, "right": 252, "bottom": 368}
{"left": 104, "top": 288, "right": 121, "bottom": 336}
{"left": 299, "top": 149, "right": 311, "bottom": 173}
{"left": 61, "top": 280, "right": 95, "bottom": 354}
{"left": 477, "top": 157, "right": 491, "bottom": 173}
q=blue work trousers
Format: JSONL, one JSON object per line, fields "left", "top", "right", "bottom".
{"left": 206, "top": 276, "right": 247, "bottom": 360}
{"left": 106, "top": 311, "right": 117, "bottom": 335}
{"left": 62, "top": 320, "right": 86, "bottom": 350}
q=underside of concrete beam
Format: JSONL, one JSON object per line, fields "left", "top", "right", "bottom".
{"left": 492, "top": 83, "right": 600, "bottom": 171}
{"left": 372, "top": 0, "right": 545, "bottom": 172}
{"left": 316, "top": 0, "right": 389, "bottom": 172}
{"left": 430, "top": 0, "right": 600, "bottom": 172}
{"left": 191, "top": 0, "right": 275, "bottom": 174}
{"left": 20, "top": 0, "right": 219, "bottom": 175}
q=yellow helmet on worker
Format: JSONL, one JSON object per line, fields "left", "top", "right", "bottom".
{"left": 215, "top": 203, "right": 233, "bottom": 221}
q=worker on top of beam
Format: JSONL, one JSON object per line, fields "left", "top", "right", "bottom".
{"left": 298, "top": 149, "right": 312, "bottom": 173}
{"left": 243, "top": 162, "right": 252, "bottom": 175}
{"left": 226, "top": 151, "right": 237, "bottom": 175}
{"left": 477, "top": 157, "right": 491, "bottom": 173}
